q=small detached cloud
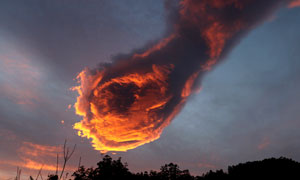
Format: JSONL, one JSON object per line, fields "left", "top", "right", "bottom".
{"left": 257, "top": 137, "right": 271, "bottom": 150}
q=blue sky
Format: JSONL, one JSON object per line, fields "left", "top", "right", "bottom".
{"left": 0, "top": 0, "right": 299, "bottom": 178}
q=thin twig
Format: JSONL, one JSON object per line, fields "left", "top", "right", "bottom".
{"left": 15, "top": 167, "right": 21, "bottom": 180}
{"left": 59, "top": 140, "right": 76, "bottom": 180}
{"left": 56, "top": 153, "right": 59, "bottom": 175}
{"left": 78, "top": 156, "right": 81, "bottom": 169}
{"left": 35, "top": 165, "right": 43, "bottom": 180}
{"left": 15, "top": 167, "right": 18, "bottom": 180}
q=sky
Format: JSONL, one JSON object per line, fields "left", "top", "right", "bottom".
{"left": 0, "top": 0, "right": 300, "bottom": 179}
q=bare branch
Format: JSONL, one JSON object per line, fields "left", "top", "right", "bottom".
{"left": 35, "top": 165, "right": 43, "bottom": 180}
{"left": 63, "top": 140, "right": 66, "bottom": 160}
{"left": 59, "top": 140, "right": 76, "bottom": 180}
{"left": 64, "top": 172, "right": 69, "bottom": 180}
{"left": 68, "top": 144, "right": 76, "bottom": 161}
{"left": 56, "top": 153, "right": 59, "bottom": 175}
{"left": 78, "top": 156, "right": 81, "bottom": 169}
{"left": 15, "top": 167, "right": 18, "bottom": 180}
{"left": 15, "top": 167, "right": 21, "bottom": 180}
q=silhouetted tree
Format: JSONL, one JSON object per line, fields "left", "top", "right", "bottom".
{"left": 72, "top": 166, "right": 96, "bottom": 180}
{"left": 196, "top": 157, "right": 300, "bottom": 180}
{"left": 197, "top": 170, "right": 227, "bottom": 180}
{"left": 160, "top": 163, "right": 180, "bottom": 179}
{"left": 59, "top": 156, "right": 300, "bottom": 180}
{"left": 48, "top": 174, "right": 58, "bottom": 180}
{"left": 158, "top": 163, "right": 194, "bottom": 180}
{"left": 226, "top": 157, "right": 300, "bottom": 179}
{"left": 72, "top": 155, "right": 132, "bottom": 180}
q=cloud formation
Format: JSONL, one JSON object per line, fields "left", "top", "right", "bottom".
{"left": 73, "top": 0, "right": 292, "bottom": 152}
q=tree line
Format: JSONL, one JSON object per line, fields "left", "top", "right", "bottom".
{"left": 46, "top": 156, "right": 300, "bottom": 180}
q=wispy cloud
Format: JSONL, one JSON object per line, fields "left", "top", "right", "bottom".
{"left": 258, "top": 137, "right": 271, "bottom": 150}
{"left": 0, "top": 54, "right": 43, "bottom": 106}
{"left": 0, "top": 140, "right": 76, "bottom": 178}
{"left": 288, "top": 0, "right": 300, "bottom": 8}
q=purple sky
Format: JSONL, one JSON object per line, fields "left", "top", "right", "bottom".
{"left": 0, "top": 0, "right": 300, "bottom": 179}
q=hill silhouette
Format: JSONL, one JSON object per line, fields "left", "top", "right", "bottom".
{"left": 46, "top": 156, "right": 300, "bottom": 180}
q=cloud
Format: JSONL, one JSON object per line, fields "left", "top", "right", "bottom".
{"left": 72, "top": 0, "right": 291, "bottom": 153}
{"left": 0, "top": 54, "right": 43, "bottom": 106}
{"left": 1, "top": 141, "right": 61, "bottom": 170}
{"left": 288, "top": 0, "right": 300, "bottom": 8}
{"left": 258, "top": 137, "right": 271, "bottom": 150}
{"left": 0, "top": 140, "right": 77, "bottom": 179}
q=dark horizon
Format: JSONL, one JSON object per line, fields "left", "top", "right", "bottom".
{"left": 36, "top": 155, "right": 300, "bottom": 180}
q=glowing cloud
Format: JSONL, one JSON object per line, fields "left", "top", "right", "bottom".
{"left": 73, "top": 0, "right": 292, "bottom": 153}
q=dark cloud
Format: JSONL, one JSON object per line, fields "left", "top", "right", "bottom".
{"left": 72, "top": 0, "right": 293, "bottom": 152}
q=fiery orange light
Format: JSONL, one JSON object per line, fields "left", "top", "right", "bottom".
{"left": 73, "top": 64, "right": 183, "bottom": 152}
{"left": 181, "top": 72, "right": 200, "bottom": 98}
{"left": 72, "top": 0, "right": 286, "bottom": 153}
{"left": 0, "top": 141, "right": 76, "bottom": 173}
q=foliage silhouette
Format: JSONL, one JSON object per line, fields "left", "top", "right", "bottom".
{"left": 46, "top": 156, "right": 300, "bottom": 180}
{"left": 72, "top": 155, "right": 132, "bottom": 180}
{"left": 197, "top": 157, "right": 300, "bottom": 180}
{"left": 47, "top": 174, "right": 58, "bottom": 180}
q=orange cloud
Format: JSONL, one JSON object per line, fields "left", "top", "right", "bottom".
{"left": 20, "top": 141, "right": 62, "bottom": 158}
{"left": 0, "top": 141, "right": 76, "bottom": 178}
{"left": 17, "top": 142, "right": 63, "bottom": 171}
{"left": 0, "top": 159, "right": 57, "bottom": 171}
{"left": 21, "top": 158, "right": 58, "bottom": 171}
{"left": 288, "top": 0, "right": 300, "bottom": 8}
{"left": 72, "top": 0, "right": 254, "bottom": 153}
